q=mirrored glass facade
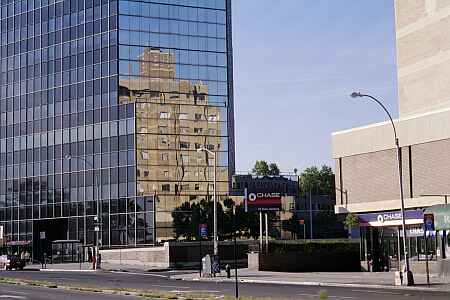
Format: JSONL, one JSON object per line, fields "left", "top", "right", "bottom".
{"left": 0, "top": 0, "right": 234, "bottom": 252}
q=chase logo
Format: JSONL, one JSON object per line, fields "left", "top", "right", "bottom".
{"left": 377, "top": 214, "right": 384, "bottom": 223}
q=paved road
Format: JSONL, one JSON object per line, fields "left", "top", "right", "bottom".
{"left": 0, "top": 270, "right": 449, "bottom": 300}
{"left": 0, "top": 282, "right": 142, "bottom": 300}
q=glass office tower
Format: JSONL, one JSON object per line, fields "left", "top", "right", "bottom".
{"left": 0, "top": 0, "right": 234, "bottom": 256}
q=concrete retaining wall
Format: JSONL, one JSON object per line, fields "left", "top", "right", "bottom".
{"left": 100, "top": 241, "right": 256, "bottom": 269}
{"left": 100, "top": 244, "right": 170, "bottom": 269}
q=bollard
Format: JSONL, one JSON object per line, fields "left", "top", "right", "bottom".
{"left": 225, "top": 264, "right": 231, "bottom": 278}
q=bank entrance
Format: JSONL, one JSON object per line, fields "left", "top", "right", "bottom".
{"left": 358, "top": 209, "right": 433, "bottom": 272}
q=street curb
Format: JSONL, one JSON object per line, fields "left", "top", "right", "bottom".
{"left": 39, "top": 269, "right": 100, "bottom": 272}
{"left": 171, "top": 276, "right": 450, "bottom": 294}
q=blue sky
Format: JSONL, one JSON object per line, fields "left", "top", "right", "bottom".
{"left": 231, "top": 0, "right": 398, "bottom": 173}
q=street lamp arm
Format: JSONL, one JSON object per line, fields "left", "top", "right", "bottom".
{"left": 356, "top": 93, "right": 398, "bottom": 144}
{"left": 197, "top": 147, "right": 215, "bottom": 157}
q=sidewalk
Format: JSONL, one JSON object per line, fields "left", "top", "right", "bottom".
{"left": 26, "top": 262, "right": 96, "bottom": 272}
{"left": 170, "top": 268, "right": 450, "bottom": 293}
{"left": 24, "top": 261, "right": 167, "bottom": 273}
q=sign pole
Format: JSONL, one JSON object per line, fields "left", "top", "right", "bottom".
{"left": 304, "top": 224, "right": 306, "bottom": 241}
{"left": 425, "top": 230, "right": 430, "bottom": 286}
{"left": 233, "top": 206, "right": 239, "bottom": 299}
{"left": 259, "top": 212, "right": 263, "bottom": 252}
{"left": 199, "top": 238, "right": 202, "bottom": 277}
{"left": 423, "top": 213, "right": 434, "bottom": 286}
{"left": 265, "top": 213, "right": 268, "bottom": 254}
{"left": 397, "top": 227, "right": 402, "bottom": 270}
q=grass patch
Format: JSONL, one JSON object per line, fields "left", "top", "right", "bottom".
{"left": 0, "top": 276, "right": 293, "bottom": 300}
{"left": 319, "top": 289, "right": 329, "bottom": 299}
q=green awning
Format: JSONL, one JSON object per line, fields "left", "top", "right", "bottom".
{"left": 425, "top": 204, "right": 450, "bottom": 230}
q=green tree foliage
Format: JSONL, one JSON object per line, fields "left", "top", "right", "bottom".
{"left": 172, "top": 198, "right": 277, "bottom": 240}
{"left": 252, "top": 160, "right": 270, "bottom": 176}
{"left": 268, "top": 163, "right": 280, "bottom": 176}
{"left": 285, "top": 211, "right": 347, "bottom": 239}
{"left": 299, "top": 165, "right": 335, "bottom": 196}
{"left": 252, "top": 160, "right": 280, "bottom": 176}
{"left": 344, "top": 213, "right": 359, "bottom": 229}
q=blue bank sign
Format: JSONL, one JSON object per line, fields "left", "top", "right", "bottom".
{"left": 358, "top": 209, "right": 424, "bottom": 227}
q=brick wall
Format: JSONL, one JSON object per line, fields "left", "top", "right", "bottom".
{"left": 336, "top": 138, "right": 450, "bottom": 208}
{"left": 412, "top": 139, "right": 450, "bottom": 197}
{"left": 337, "top": 147, "right": 410, "bottom": 204}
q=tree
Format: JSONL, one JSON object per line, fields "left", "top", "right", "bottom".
{"left": 299, "top": 165, "right": 335, "bottom": 196}
{"left": 344, "top": 213, "right": 359, "bottom": 229}
{"left": 172, "top": 198, "right": 274, "bottom": 240}
{"left": 268, "top": 163, "right": 280, "bottom": 175}
{"left": 344, "top": 213, "right": 359, "bottom": 238}
{"left": 252, "top": 160, "right": 270, "bottom": 176}
{"left": 252, "top": 160, "right": 280, "bottom": 176}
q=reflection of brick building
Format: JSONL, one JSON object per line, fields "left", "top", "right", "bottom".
{"left": 120, "top": 48, "right": 229, "bottom": 240}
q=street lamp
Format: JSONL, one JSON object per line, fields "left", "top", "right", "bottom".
{"left": 65, "top": 155, "right": 101, "bottom": 267}
{"left": 350, "top": 92, "right": 414, "bottom": 285}
{"left": 197, "top": 146, "right": 218, "bottom": 257}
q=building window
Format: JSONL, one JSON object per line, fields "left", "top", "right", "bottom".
{"left": 141, "top": 151, "right": 149, "bottom": 160}
{"left": 160, "top": 137, "right": 168, "bottom": 145}
{"left": 160, "top": 112, "right": 170, "bottom": 119}
{"left": 143, "top": 170, "right": 150, "bottom": 177}
{"left": 181, "top": 154, "right": 189, "bottom": 164}
{"left": 178, "top": 113, "right": 188, "bottom": 120}
{"left": 158, "top": 126, "right": 168, "bottom": 134}
{"left": 180, "top": 127, "right": 189, "bottom": 134}
{"left": 161, "top": 153, "right": 169, "bottom": 161}
{"left": 208, "top": 114, "right": 217, "bottom": 121}
{"left": 194, "top": 128, "right": 203, "bottom": 134}
{"left": 195, "top": 184, "right": 200, "bottom": 191}
{"left": 195, "top": 113, "right": 202, "bottom": 120}
{"left": 180, "top": 141, "right": 190, "bottom": 149}
{"left": 164, "top": 171, "right": 169, "bottom": 177}
{"left": 208, "top": 129, "right": 216, "bottom": 135}
{"left": 162, "top": 184, "right": 170, "bottom": 192}
{"left": 206, "top": 144, "right": 215, "bottom": 151}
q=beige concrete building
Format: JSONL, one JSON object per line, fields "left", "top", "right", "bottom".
{"left": 332, "top": 0, "right": 450, "bottom": 270}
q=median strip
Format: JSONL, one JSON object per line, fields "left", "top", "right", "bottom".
{"left": 0, "top": 277, "right": 276, "bottom": 300}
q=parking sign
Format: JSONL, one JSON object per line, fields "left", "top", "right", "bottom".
{"left": 424, "top": 213, "right": 435, "bottom": 232}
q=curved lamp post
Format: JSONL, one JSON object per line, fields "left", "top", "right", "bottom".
{"left": 65, "top": 155, "right": 101, "bottom": 267}
{"left": 350, "top": 92, "right": 414, "bottom": 286}
{"left": 197, "top": 147, "right": 218, "bottom": 258}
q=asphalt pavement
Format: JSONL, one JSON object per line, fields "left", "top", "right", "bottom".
{"left": 0, "top": 270, "right": 449, "bottom": 300}
{"left": 0, "top": 282, "right": 143, "bottom": 300}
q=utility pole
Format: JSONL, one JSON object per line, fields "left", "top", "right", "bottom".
{"left": 309, "top": 188, "right": 313, "bottom": 240}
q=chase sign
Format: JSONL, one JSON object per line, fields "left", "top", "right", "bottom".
{"left": 245, "top": 191, "right": 282, "bottom": 212}
{"left": 358, "top": 209, "right": 424, "bottom": 227}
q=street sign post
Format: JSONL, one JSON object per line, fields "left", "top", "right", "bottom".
{"left": 198, "top": 224, "right": 208, "bottom": 277}
{"left": 424, "top": 213, "right": 435, "bottom": 232}
{"left": 299, "top": 219, "right": 305, "bottom": 240}
{"left": 423, "top": 213, "right": 435, "bottom": 286}
{"left": 199, "top": 224, "right": 208, "bottom": 238}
